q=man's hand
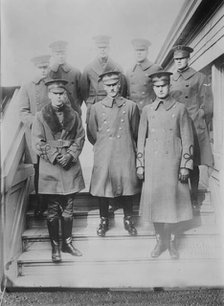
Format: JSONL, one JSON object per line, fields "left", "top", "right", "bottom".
{"left": 57, "top": 153, "right": 73, "bottom": 168}
{"left": 179, "top": 168, "right": 190, "bottom": 183}
{"left": 137, "top": 167, "right": 144, "bottom": 180}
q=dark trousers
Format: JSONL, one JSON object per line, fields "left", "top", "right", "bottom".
{"left": 98, "top": 196, "right": 134, "bottom": 218}
{"left": 46, "top": 194, "right": 74, "bottom": 222}
{"left": 190, "top": 165, "right": 200, "bottom": 202}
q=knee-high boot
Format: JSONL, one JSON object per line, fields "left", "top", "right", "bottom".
{"left": 61, "top": 217, "right": 82, "bottom": 256}
{"left": 47, "top": 219, "right": 61, "bottom": 263}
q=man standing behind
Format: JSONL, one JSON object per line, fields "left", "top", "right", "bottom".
{"left": 18, "top": 54, "right": 51, "bottom": 216}
{"left": 87, "top": 70, "right": 140, "bottom": 237}
{"left": 48, "top": 40, "right": 82, "bottom": 115}
{"left": 126, "top": 38, "right": 162, "bottom": 113}
{"left": 81, "top": 35, "right": 127, "bottom": 111}
{"left": 170, "top": 45, "right": 213, "bottom": 208}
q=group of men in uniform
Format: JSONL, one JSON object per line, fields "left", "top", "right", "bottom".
{"left": 18, "top": 35, "right": 213, "bottom": 262}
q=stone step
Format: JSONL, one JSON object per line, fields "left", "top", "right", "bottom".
{"left": 13, "top": 235, "right": 224, "bottom": 288}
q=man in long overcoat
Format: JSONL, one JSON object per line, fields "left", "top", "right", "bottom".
{"left": 87, "top": 70, "right": 140, "bottom": 237}
{"left": 170, "top": 45, "right": 214, "bottom": 208}
{"left": 81, "top": 35, "right": 127, "bottom": 113}
{"left": 48, "top": 40, "right": 82, "bottom": 115}
{"left": 18, "top": 54, "right": 51, "bottom": 216}
{"left": 32, "top": 79, "right": 85, "bottom": 263}
{"left": 137, "top": 71, "right": 194, "bottom": 259}
{"left": 126, "top": 38, "right": 162, "bottom": 113}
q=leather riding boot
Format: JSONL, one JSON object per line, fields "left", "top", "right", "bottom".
{"left": 124, "top": 216, "right": 137, "bottom": 236}
{"left": 61, "top": 217, "right": 82, "bottom": 256}
{"left": 47, "top": 219, "right": 61, "bottom": 263}
{"left": 168, "top": 234, "right": 179, "bottom": 260}
{"left": 151, "top": 234, "right": 166, "bottom": 258}
{"left": 61, "top": 237, "right": 83, "bottom": 256}
{"left": 97, "top": 217, "right": 109, "bottom": 237}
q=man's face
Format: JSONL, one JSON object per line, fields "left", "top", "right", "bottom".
{"left": 104, "top": 81, "right": 120, "bottom": 98}
{"left": 52, "top": 51, "right": 66, "bottom": 65}
{"left": 96, "top": 45, "right": 109, "bottom": 60}
{"left": 153, "top": 83, "right": 170, "bottom": 99}
{"left": 135, "top": 48, "right": 148, "bottom": 63}
{"left": 48, "top": 91, "right": 66, "bottom": 109}
{"left": 38, "top": 65, "right": 49, "bottom": 78}
{"left": 174, "top": 57, "right": 189, "bottom": 71}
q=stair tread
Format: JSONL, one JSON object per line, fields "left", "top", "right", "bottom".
{"left": 19, "top": 235, "right": 224, "bottom": 263}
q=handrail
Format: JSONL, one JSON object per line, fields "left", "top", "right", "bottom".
{"left": 1, "top": 89, "right": 34, "bottom": 288}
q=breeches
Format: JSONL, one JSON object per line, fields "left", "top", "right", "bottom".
{"left": 46, "top": 195, "right": 74, "bottom": 222}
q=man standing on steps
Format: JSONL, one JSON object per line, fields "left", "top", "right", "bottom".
{"left": 170, "top": 45, "right": 214, "bottom": 209}
{"left": 32, "top": 79, "right": 85, "bottom": 263}
{"left": 48, "top": 40, "right": 83, "bottom": 116}
{"left": 126, "top": 38, "right": 162, "bottom": 114}
{"left": 18, "top": 54, "right": 51, "bottom": 217}
{"left": 87, "top": 70, "right": 140, "bottom": 237}
{"left": 137, "top": 71, "right": 194, "bottom": 260}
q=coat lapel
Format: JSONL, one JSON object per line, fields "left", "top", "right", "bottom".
{"left": 42, "top": 104, "right": 75, "bottom": 135}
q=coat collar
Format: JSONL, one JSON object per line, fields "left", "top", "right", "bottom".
{"left": 32, "top": 76, "right": 46, "bottom": 85}
{"left": 153, "top": 97, "right": 176, "bottom": 111}
{"left": 50, "top": 63, "right": 71, "bottom": 73}
{"left": 42, "top": 103, "right": 76, "bottom": 134}
{"left": 172, "top": 66, "right": 197, "bottom": 81}
{"left": 91, "top": 57, "right": 119, "bottom": 76}
{"left": 132, "top": 59, "right": 153, "bottom": 72}
{"left": 101, "top": 95, "right": 125, "bottom": 108}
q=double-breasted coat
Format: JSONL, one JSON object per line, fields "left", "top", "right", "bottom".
{"left": 88, "top": 95, "right": 140, "bottom": 198}
{"left": 49, "top": 63, "right": 83, "bottom": 115}
{"left": 32, "top": 104, "right": 85, "bottom": 195}
{"left": 81, "top": 57, "right": 127, "bottom": 107}
{"left": 137, "top": 98, "right": 193, "bottom": 223}
{"left": 126, "top": 59, "right": 162, "bottom": 113}
{"left": 170, "top": 67, "right": 213, "bottom": 166}
{"left": 18, "top": 76, "right": 50, "bottom": 163}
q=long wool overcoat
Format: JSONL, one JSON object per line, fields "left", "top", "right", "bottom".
{"left": 88, "top": 95, "right": 140, "bottom": 198}
{"left": 18, "top": 76, "right": 50, "bottom": 163}
{"left": 137, "top": 98, "right": 193, "bottom": 223}
{"left": 126, "top": 59, "right": 162, "bottom": 113}
{"left": 49, "top": 63, "right": 83, "bottom": 115}
{"left": 81, "top": 57, "right": 127, "bottom": 106}
{"left": 170, "top": 67, "right": 213, "bottom": 166}
{"left": 32, "top": 104, "right": 85, "bottom": 195}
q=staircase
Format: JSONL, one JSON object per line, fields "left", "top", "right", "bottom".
{"left": 6, "top": 188, "right": 224, "bottom": 289}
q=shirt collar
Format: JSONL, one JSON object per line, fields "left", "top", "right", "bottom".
{"left": 32, "top": 76, "right": 46, "bottom": 84}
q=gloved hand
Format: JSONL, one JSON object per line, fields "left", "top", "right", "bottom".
{"left": 56, "top": 153, "right": 73, "bottom": 168}
{"left": 137, "top": 167, "right": 144, "bottom": 180}
{"left": 179, "top": 168, "right": 190, "bottom": 183}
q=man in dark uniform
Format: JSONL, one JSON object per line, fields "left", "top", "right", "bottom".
{"left": 126, "top": 38, "right": 162, "bottom": 113}
{"left": 81, "top": 35, "right": 127, "bottom": 111}
{"left": 32, "top": 79, "right": 85, "bottom": 263}
{"left": 18, "top": 54, "right": 51, "bottom": 216}
{"left": 48, "top": 40, "right": 82, "bottom": 115}
{"left": 170, "top": 45, "right": 214, "bottom": 208}
{"left": 87, "top": 70, "right": 140, "bottom": 237}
